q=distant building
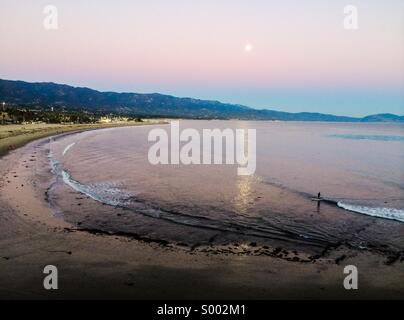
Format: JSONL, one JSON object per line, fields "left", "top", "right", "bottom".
{"left": 98, "top": 116, "right": 129, "bottom": 123}
{"left": 99, "top": 116, "right": 112, "bottom": 123}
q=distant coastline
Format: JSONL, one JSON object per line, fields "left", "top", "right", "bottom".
{"left": 1, "top": 78, "right": 403, "bottom": 122}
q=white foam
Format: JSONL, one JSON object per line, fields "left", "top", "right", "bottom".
{"left": 62, "top": 142, "right": 76, "bottom": 156}
{"left": 337, "top": 202, "right": 404, "bottom": 223}
{"left": 61, "top": 170, "right": 131, "bottom": 207}
{"left": 48, "top": 150, "right": 60, "bottom": 174}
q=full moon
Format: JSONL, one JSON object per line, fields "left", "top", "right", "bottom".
{"left": 244, "top": 44, "right": 253, "bottom": 52}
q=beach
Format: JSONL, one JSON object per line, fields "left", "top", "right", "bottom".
{"left": 0, "top": 123, "right": 403, "bottom": 299}
{"left": 0, "top": 122, "right": 165, "bottom": 157}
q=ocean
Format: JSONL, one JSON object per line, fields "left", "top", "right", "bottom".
{"left": 45, "top": 121, "right": 404, "bottom": 254}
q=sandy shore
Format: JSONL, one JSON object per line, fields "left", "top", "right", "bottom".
{"left": 0, "top": 125, "right": 403, "bottom": 299}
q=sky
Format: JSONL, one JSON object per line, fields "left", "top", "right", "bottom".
{"left": 0, "top": 0, "right": 403, "bottom": 116}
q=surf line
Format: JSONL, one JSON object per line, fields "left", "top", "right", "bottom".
{"left": 311, "top": 195, "right": 404, "bottom": 223}
{"left": 62, "top": 142, "right": 76, "bottom": 156}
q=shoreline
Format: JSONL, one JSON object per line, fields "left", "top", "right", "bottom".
{"left": 0, "top": 121, "right": 167, "bottom": 158}
{"left": 0, "top": 125, "right": 404, "bottom": 299}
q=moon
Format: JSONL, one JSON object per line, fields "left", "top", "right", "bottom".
{"left": 244, "top": 44, "right": 253, "bottom": 52}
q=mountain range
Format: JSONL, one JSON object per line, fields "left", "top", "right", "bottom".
{"left": 0, "top": 79, "right": 403, "bottom": 122}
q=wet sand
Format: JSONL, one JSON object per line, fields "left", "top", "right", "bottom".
{"left": 0, "top": 127, "right": 403, "bottom": 299}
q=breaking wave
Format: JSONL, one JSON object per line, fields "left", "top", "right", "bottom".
{"left": 61, "top": 170, "right": 133, "bottom": 207}
{"left": 337, "top": 202, "right": 404, "bottom": 223}
{"left": 62, "top": 142, "right": 76, "bottom": 156}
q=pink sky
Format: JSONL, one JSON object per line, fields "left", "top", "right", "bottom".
{"left": 0, "top": 0, "right": 403, "bottom": 115}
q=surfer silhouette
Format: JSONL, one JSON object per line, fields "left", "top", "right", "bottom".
{"left": 318, "top": 192, "right": 321, "bottom": 199}
{"left": 317, "top": 192, "right": 321, "bottom": 211}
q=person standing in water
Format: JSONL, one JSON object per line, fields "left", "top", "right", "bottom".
{"left": 317, "top": 192, "right": 321, "bottom": 211}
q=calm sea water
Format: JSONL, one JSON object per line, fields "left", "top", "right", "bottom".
{"left": 46, "top": 121, "right": 404, "bottom": 252}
